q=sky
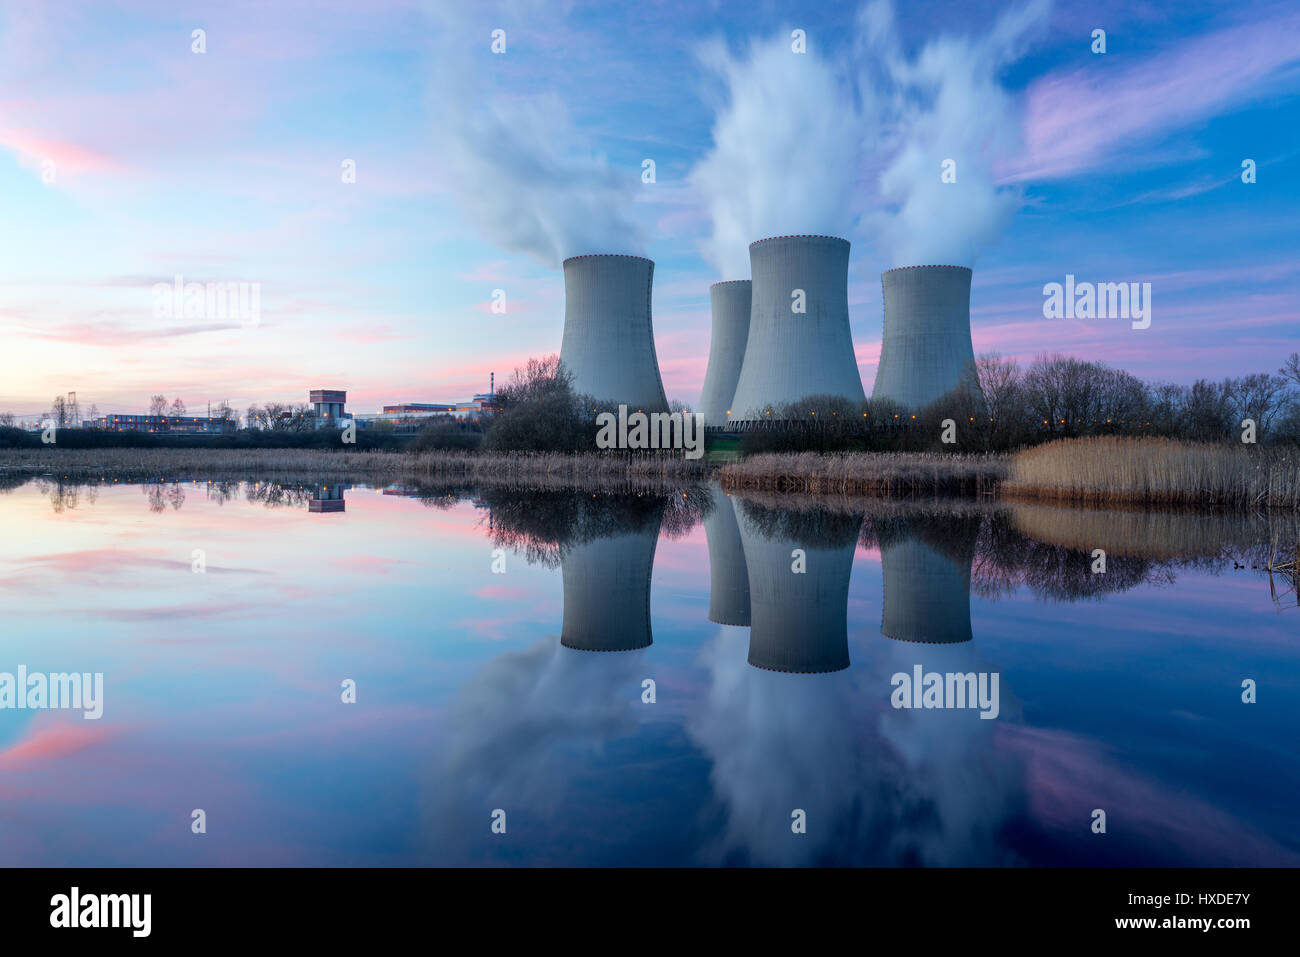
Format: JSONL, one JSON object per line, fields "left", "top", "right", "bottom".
{"left": 1, "top": 0, "right": 1298, "bottom": 419}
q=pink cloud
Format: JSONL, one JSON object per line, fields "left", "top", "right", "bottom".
{"left": 1004, "top": 13, "right": 1300, "bottom": 182}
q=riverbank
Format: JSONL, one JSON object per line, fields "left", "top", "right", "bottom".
{"left": 2, "top": 437, "right": 1296, "bottom": 507}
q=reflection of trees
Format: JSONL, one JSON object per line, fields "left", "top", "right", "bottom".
{"left": 143, "top": 482, "right": 186, "bottom": 512}
{"left": 36, "top": 478, "right": 98, "bottom": 513}
{"left": 242, "top": 480, "right": 315, "bottom": 509}
{"left": 479, "top": 486, "right": 708, "bottom": 568}
{"left": 734, "top": 498, "right": 864, "bottom": 549}
{"left": 854, "top": 501, "right": 1282, "bottom": 603}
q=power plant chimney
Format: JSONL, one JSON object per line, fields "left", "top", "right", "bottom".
{"left": 559, "top": 254, "right": 668, "bottom": 412}
{"left": 872, "top": 265, "right": 978, "bottom": 410}
{"left": 698, "top": 280, "right": 751, "bottom": 429}
{"left": 728, "top": 235, "right": 865, "bottom": 422}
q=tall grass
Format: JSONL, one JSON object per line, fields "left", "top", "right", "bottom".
{"left": 1006, "top": 436, "right": 1300, "bottom": 509}
{"left": 720, "top": 451, "right": 1007, "bottom": 496}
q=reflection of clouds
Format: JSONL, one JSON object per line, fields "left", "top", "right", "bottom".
{"left": 688, "top": 625, "right": 1024, "bottom": 865}
{"left": 421, "top": 636, "right": 648, "bottom": 864}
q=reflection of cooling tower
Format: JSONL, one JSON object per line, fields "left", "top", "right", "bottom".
{"left": 558, "top": 254, "right": 668, "bottom": 412}
{"left": 736, "top": 503, "right": 857, "bottom": 673}
{"left": 879, "top": 538, "right": 974, "bottom": 644}
{"left": 560, "top": 519, "right": 662, "bottom": 651}
{"left": 704, "top": 486, "right": 750, "bottom": 626}
{"left": 728, "top": 236, "right": 866, "bottom": 421}
{"left": 872, "top": 265, "right": 977, "bottom": 410}
{"left": 698, "top": 280, "right": 751, "bottom": 428}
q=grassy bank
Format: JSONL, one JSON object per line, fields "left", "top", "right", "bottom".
{"left": 1004, "top": 437, "right": 1300, "bottom": 510}
{"left": 718, "top": 450, "right": 1007, "bottom": 497}
{"left": 3, "top": 436, "right": 1296, "bottom": 508}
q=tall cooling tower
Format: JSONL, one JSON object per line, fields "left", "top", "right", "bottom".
{"left": 735, "top": 501, "right": 860, "bottom": 673}
{"left": 559, "top": 254, "right": 668, "bottom": 412}
{"left": 877, "top": 515, "right": 978, "bottom": 645}
{"left": 698, "top": 280, "right": 751, "bottom": 428}
{"left": 560, "top": 518, "right": 662, "bottom": 652}
{"left": 703, "top": 486, "right": 750, "bottom": 626}
{"left": 872, "top": 265, "right": 977, "bottom": 410}
{"left": 728, "top": 235, "right": 865, "bottom": 422}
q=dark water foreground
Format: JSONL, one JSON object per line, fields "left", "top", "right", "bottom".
{"left": 0, "top": 476, "right": 1296, "bottom": 866}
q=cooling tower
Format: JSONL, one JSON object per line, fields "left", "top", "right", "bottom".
{"left": 877, "top": 516, "right": 978, "bottom": 645}
{"left": 560, "top": 517, "right": 662, "bottom": 652}
{"left": 872, "top": 265, "right": 978, "bottom": 410}
{"left": 698, "top": 280, "right": 751, "bottom": 428}
{"left": 703, "top": 485, "right": 750, "bottom": 626}
{"left": 728, "top": 235, "right": 865, "bottom": 421}
{"left": 559, "top": 254, "right": 669, "bottom": 412}
{"left": 735, "top": 500, "right": 860, "bottom": 673}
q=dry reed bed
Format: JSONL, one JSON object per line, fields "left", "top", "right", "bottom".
{"left": 1005, "top": 437, "right": 1300, "bottom": 510}
{"left": 719, "top": 451, "right": 1008, "bottom": 496}
{"left": 0, "top": 448, "right": 710, "bottom": 491}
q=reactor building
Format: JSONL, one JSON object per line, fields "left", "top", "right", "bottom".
{"left": 698, "top": 280, "right": 751, "bottom": 429}
{"left": 871, "top": 265, "right": 979, "bottom": 410}
{"left": 558, "top": 254, "right": 669, "bottom": 412}
{"left": 727, "top": 235, "right": 866, "bottom": 423}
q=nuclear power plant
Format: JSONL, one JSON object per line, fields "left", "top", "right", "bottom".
{"left": 703, "top": 486, "right": 750, "bottom": 626}
{"left": 560, "top": 508, "right": 663, "bottom": 652}
{"left": 872, "top": 265, "right": 979, "bottom": 410}
{"left": 735, "top": 501, "right": 860, "bottom": 673}
{"left": 876, "top": 514, "right": 980, "bottom": 645}
{"left": 558, "top": 254, "right": 669, "bottom": 412}
{"left": 698, "top": 280, "right": 751, "bottom": 428}
{"left": 727, "top": 235, "right": 866, "bottom": 423}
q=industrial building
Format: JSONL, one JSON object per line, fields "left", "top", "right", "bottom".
{"left": 558, "top": 254, "right": 668, "bottom": 412}
{"left": 85, "top": 414, "right": 236, "bottom": 434}
{"left": 871, "top": 265, "right": 979, "bottom": 410}
{"left": 698, "top": 280, "right": 751, "bottom": 429}
{"left": 728, "top": 235, "right": 866, "bottom": 423}
{"left": 310, "top": 389, "right": 347, "bottom": 427}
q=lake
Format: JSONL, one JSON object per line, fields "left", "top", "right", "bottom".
{"left": 0, "top": 476, "right": 1296, "bottom": 866}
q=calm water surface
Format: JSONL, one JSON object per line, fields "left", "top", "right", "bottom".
{"left": 0, "top": 477, "right": 1296, "bottom": 866}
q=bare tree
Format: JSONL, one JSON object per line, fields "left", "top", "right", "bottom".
{"left": 1228, "top": 373, "right": 1290, "bottom": 438}
{"left": 0, "top": 412, "right": 15, "bottom": 427}
{"left": 245, "top": 405, "right": 268, "bottom": 430}
{"left": 169, "top": 397, "right": 187, "bottom": 417}
{"left": 149, "top": 394, "right": 168, "bottom": 417}
{"left": 1279, "top": 352, "right": 1300, "bottom": 389}
{"left": 50, "top": 395, "right": 69, "bottom": 428}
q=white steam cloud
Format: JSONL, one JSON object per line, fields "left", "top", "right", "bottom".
{"left": 428, "top": 4, "right": 643, "bottom": 267}
{"left": 690, "top": 1, "right": 1050, "bottom": 272}
{"left": 860, "top": 0, "right": 1049, "bottom": 266}
{"left": 690, "top": 35, "right": 861, "bottom": 278}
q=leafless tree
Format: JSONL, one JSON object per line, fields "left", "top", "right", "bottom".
{"left": 169, "top": 397, "right": 187, "bottom": 417}
{"left": 149, "top": 394, "right": 168, "bottom": 417}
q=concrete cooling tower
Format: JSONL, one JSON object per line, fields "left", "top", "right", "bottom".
{"left": 560, "top": 516, "right": 663, "bottom": 652}
{"left": 558, "top": 254, "right": 669, "bottom": 412}
{"left": 872, "top": 265, "right": 978, "bottom": 410}
{"left": 735, "top": 501, "right": 860, "bottom": 673}
{"left": 703, "top": 486, "right": 750, "bottom": 626}
{"left": 728, "top": 235, "right": 866, "bottom": 422}
{"left": 878, "top": 521, "right": 977, "bottom": 645}
{"left": 698, "top": 280, "right": 751, "bottom": 429}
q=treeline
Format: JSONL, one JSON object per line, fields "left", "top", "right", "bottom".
{"left": 0, "top": 426, "right": 407, "bottom": 451}
{"left": 410, "top": 355, "right": 692, "bottom": 454}
{"left": 740, "top": 352, "right": 1300, "bottom": 453}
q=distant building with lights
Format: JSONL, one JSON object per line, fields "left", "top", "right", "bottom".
{"left": 84, "top": 414, "right": 236, "bottom": 434}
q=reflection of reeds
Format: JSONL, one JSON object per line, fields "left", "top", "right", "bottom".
{"left": 0, "top": 448, "right": 709, "bottom": 490}
{"left": 720, "top": 451, "right": 1006, "bottom": 496}
{"left": 1006, "top": 437, "right": 1300, "bottom": 510}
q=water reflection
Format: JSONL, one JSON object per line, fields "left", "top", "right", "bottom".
{"left": 1, "top": 476, "right": 1296, "bottom": 866}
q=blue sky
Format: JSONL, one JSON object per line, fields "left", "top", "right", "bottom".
{"left": 1, "top": 0, "right": 1297, "bottom": 418}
